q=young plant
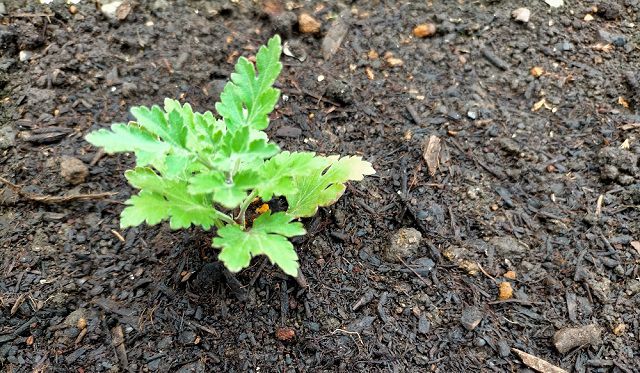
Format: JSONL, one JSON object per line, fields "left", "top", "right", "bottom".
{"left": 85, "top": 35, "right": 374, "bottom": 277}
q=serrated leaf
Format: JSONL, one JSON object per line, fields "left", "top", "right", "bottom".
{"left": 285, "top": 155, "right": 376, "bottom": 218}
{"left": 206, "top": 126, "right": 279, "bottom": 172}
{"left": 123, "top": 167, "right": 220, "bottom": 229}
{"left": 120, "top": 190, "right": 169, "bottom": 228}
{"left": 256, "top": 151, "right": 329, "bottom": 200}
{"left": 212, "top": 211, "right": 305, "bottom": 276}
{"left": 188, "top": 169, "right": 258, "bottom": 209}
{"left": 131, "top": 105, "right": 187, "bottom": 147}
{"left": 85, "top": 123, "right": 170, "bottom": 164}
{"left": 215, "top": 35, "right": 282, "bottom": 131}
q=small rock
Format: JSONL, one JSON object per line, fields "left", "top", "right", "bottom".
{"left": 497, "top": 281, "right": 513, "bottom": 300}
{"left": 417, "top": 315, "right": 430, "bottom": 335}
{"left": 489, "top": 236, "right": 529, "bottom": 257}
{"left": 298, "top": 13, "right": 321, "bottom": 34}
{"left": 275, "top": 326, "right": 295, "bottom": 341}
{"left": 151, "top": 0, "right": 169, "bottom": 11}
{"left": 63, "top": 308, "right": 88, "bottom": 328}
{"left": 69, "top": 5, "right": 78, "bottom": 14}
{"left": 19, "top": 50, "right": 32, "bottom": 62}
{"left": 553, "top": 324, "right": 602, "bottom": 353}
{"left": 100, "top": 1, "right": 122, "bottom": 19}
{"left": 178, "top": 329, "right": 197, "bottom": 345}
{"left": 384, "top": 228, "right": 422, "bottom": 262}
{"left": 121, "top": 81, "right": 137, "bottom": 97}
{"left": 544, "top": 0, "right": 564, "bottom": 7}
{"left": 412, "top": 23, "right": 436, "bottom": 38}
{"left": 0, "top": 125, "right": 16, "bottom": 149}
{"left": 511, "top": 8, "right": 531, "bottom": 23}
{"left": 60, "top": 156, "right": 89, "bottom": 185}
{"left": 597, "top": 29, "right": 626, "bottom": 47}
{"left": 325, "top": 79, "right": 353, "bottom": 105}
{"left": 0, "top": 3, "right": 6, "bottom": 15}
{"left": 385, "top": 53, "right": 404, "bottom": 67}
{"left": 275, "top": 126, "right": 302, "bottom": 138}
{"left": 556, "top": 41, "right": 574, "bottom": 52}
{"left": 460, "top": 306, "right": 483, "bottom": 331}
{"left": 497, "top": 339, "right": 510, "bottom": 357}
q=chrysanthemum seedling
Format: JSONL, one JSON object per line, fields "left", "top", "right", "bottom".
{"left": 86, "top": 35, "right": 375, "bottom": 276}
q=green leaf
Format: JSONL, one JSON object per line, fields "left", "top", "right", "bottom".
{"left": 206, "top": 126, "right": 279, "bottom": 172}
{"left": 255, "top": 151, "right": 328, "bottom": 200}
{"left": 285, "top": 155, "right": 376, "bottom": 218}
{"left": 131, "top": 105, "right": 188, "bottom": 147}
{"left": 85, "top": 123, "right": 170, "bottom": 165}
{"left": 120, "top": 190, "right": 169, "bottom": 228}
{"left": 212, "top": 211, "right": 305, "bottom": 276}
{"left": 123, "top": 167, "right": 220, "bottom": 229}
{"left": 215, "top": 35, "right": 282, "bottom": 131}
{"left": 188, "top": 169, "right": 258, "bottom": 209}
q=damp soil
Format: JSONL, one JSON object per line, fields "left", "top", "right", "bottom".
{"left": 1, "top": 1, "right": 640, "bottom": 372}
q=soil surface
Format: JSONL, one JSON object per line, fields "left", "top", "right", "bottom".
{"left": 2, "top": 1, "right": 640, "bottom": 372}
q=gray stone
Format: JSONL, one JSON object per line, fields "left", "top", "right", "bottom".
{"left": 60, "top": 156, "right": 89, "bottom": 185}
{"left": 384, "top": 228, "right": 422, "bottom": 262}
{"left": 460, "top": 306, "right": 483, "bottom": 331}
{"left": 0, "top": 125, "right": 16, "bottom": 149}
{"left": 553, "top": 324, "right": 602, "bottom": 353}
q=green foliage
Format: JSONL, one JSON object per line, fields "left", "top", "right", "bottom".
{"left": 85, "top": 35, "right": 375, "bottom": 276}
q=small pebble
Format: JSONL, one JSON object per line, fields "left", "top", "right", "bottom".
{"left": 60, "top": 156, "right": 89, "bottom": 185}
{"left": 383, "top": 228, "right": 422, "bottom": 262}
{"left": 19, "top": 50, "right": 32, "bottom": 62}
{"left": 511, "top": 8, "right": 531, "bottom": 23}
{"left": 298, "top": 13, "right": 321, "bottom": 34}
{"left": 412, "top": 23, "right": 436, "bottom": 38}
{"left": 460, "top": 306, "right": 483, "bottom": 331}
{"left": 553, "top": 324, "right": 602, "bottom": 353}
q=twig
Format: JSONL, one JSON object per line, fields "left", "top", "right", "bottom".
{"left": 186, "top": 320, "right": 219, "bottom": 337}
{"left": 477, "top": 262, "right": 497, "bottom": 284}
{"left": 0, "top": 176, "right": 116, "bottom": 204}
{"left": 396, "top": 256, "right": 430, "bottom": 286}
{"left": 331, "top": 328, "right": 364, "bottom": 346}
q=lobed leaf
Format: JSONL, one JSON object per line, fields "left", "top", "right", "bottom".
{"left": 215, "top": 35, "right": 282, "bottom": 131}
{"left": 285, "top": 155, "right": 376, "bottom": 218}
{"left": 123, "top": 167, "right": 220, "bottom": 229}
{"left": 188, "top": 169, "right": 259, "bottom": 209}
{"left": 212, "top": 211, "right": 305, "bottom": 276}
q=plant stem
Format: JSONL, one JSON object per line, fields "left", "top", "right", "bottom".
{"left": 197, "top": 154, "right": 215, "bottom": 170}
{"left": 213, "top": 209, "right": 236, "bottom": 226}
{"left": 237, "top": 190, "right": 258, "bottom": 228}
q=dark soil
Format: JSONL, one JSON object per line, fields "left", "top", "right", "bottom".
{"left": 2, "top": 0, "right": 640, "bottom": 372}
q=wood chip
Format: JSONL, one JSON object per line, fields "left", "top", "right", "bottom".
{"left": 512, "top": 348, "right": 568, "bottom": 373}
{"left": 322, "top": 10, "right": 349, "bottom": 60}
{"left": 631, "top": 241, "right": 640, "bottom": 255}
{"left": 422, "top": 135, "right": 441, "bottom": 176}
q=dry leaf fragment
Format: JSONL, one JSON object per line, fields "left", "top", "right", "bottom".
{"left": 255, "top": 203, "right": 270, "bottom": 214}
{"left": 613, "top": 323, "right": 626, "bottom": 335}
{"left": 116, "top": 1, "right": 132, "bottom": 21}
{"left": 620, "top": 139, "right": 630, "bottom": 149}
{"left": 365, "top": 67, "right": 375, "bottom": 80}
{"left": 532, "top": 98, "right": 549, "bottom": 111}
{"left": 322, "top": 10, "right": 349, "bottom": 60}
{"left": 631, "top": 241, "right": 640, "bottom": 255}
{"left": 618, "top": 96, "right": 630, "bottom": 108}
{"left": 531, "top": 66, "right": 544, "bottom": 77}
{"left": 422, "top": 135, "right": 441, "bottom": 176}
{"left": 512, "top": 348, "right": 568, "bottom": 373}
